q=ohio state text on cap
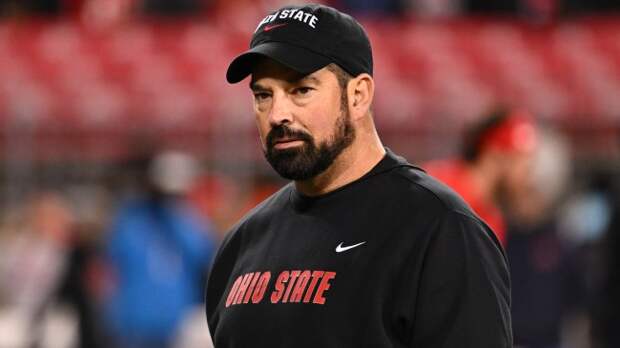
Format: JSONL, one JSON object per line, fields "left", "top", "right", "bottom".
{"left": 226, "top": 4, "right": 373, "bottom": 84}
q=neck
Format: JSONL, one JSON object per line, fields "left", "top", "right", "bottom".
{"left": 295, "top": 124, "right": 385, "bottom": 196}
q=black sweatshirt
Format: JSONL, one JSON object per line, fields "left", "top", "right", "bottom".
{"left": 206, "top": 149, "right": 512, "bottom": 347}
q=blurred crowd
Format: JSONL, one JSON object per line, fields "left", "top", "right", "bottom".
{"left": 0, "top": 113, "right": 616, "bottom": 348}
{"left": 0, "top": 0, "right": 619, "bottom": 20}
{"left": 0, "top": 142, "right": 284, "bottom": 347}
{"left": 426, "top": 109, "right": 614, "bottom": 348}
{"left": 0, "top": 1, "right": 618, "bottom": 348}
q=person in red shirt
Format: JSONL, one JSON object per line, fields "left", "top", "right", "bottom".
{"left": 426, "top": 108, "right": 538, "bottom": 246}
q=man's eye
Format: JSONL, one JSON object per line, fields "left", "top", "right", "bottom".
{"left": 293, "top": 87, "right": 313, "bottom": 95}
{"left": 254, "top": 92, "right": 271, "bottom": 101}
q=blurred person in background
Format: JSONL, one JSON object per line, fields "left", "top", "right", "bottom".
{"left": 425, "top": 108, "right": 539, "bottom": 246}
{"left": 426, "top": 109, "right": 591, "bottom": 347}
{"left": 103, "top": 149, "right": 216, "bottom": 348}
{"left": 503, "top": 129, "right": 589, "bottom": 348}
{"left": 55, "top": 216, "right": 109, "bottom": 348}
{"left": 0, "top": 192, "right": 76, "bottom": 348}
{"left": 589, "top": 167, "right": 620, "bottom": 348}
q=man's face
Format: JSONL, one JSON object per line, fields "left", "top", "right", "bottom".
{"left": 494, "top": 150, "right": 535, "bottom": 203}
{"left": 250, "top": 59, "right": 355, "bottom": 180}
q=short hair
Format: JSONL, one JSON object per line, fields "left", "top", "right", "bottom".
{"left": 462, "top": 109, "right": 511, "bottom": 162}
{"left": 325, "top": 63, "right": 352, "bottom": 92}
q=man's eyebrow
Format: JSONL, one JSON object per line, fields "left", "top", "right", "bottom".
{"left": 299, "top": 75, "right": 320, "bottom": 85}
{"left": 249, "top": 81, "right": 268, "bottom": 91}
{"left": 249, "top": 74, "right": 321, "bottom": 90}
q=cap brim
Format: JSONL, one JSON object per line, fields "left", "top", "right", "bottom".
{"left": 226, "top": 42, "right": 332, "bottom": 84}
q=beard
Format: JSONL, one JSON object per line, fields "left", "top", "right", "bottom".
{"left": 264, "top": 103, "right": 355, "bottom": 181}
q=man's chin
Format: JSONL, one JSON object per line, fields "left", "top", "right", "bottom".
{"left": 266, "top": 150, "right": 315, "bottom": 181}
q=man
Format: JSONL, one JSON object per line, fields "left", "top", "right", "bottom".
{"left": 206, "top": 4, "right": 512, "bottom": 347}
{"left": 425, "top": 109, "right": 538, "bottom": 245}
{"left": 105, "top": 150, "right": 215, "bottom": 348}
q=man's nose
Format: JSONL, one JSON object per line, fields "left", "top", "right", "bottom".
{"left": 268, "top": 93, "right": 294, "bottom": 126}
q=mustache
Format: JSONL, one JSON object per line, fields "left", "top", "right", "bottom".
{"left": 266, "top": 125, "right": 313, "bottom": 149}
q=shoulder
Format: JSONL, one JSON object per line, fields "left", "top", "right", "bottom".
{"left": 386, "top": 164, "right": 477, "bottom": 218}
{"left": 378, "top": 164, "right": 504, "bottom": 249}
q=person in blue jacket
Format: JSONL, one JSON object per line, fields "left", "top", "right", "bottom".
{"left": 104, "top": 150, "right": 215, "bottom": 348}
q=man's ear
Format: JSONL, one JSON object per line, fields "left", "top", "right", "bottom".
{"left": 347, "top": 73, "right": 374, "bottom": 121}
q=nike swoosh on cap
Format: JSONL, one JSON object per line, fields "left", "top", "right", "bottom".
{"left": 263, "top": 23, "right": 288, "bottom": 32}
{"left": 335, "top": 241, "right": 366, "bottom": 253}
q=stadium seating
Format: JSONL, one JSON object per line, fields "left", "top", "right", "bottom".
{"left": 0, "top": 18, "right": 618, "bottom": 157}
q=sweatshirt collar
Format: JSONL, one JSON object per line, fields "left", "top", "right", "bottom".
{"left": 289, "top": 147, "right": 421, "bottom": 209}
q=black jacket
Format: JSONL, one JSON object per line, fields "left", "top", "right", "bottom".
{"left": 206, "top": 149, "right": 512, "bottom": 347}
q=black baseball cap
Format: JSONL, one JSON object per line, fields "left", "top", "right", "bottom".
{"left": 226, "top": 4, "right": 373, "bottom": 84}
